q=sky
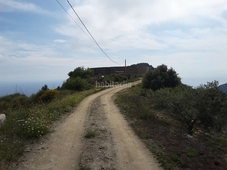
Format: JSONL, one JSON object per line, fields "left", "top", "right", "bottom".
{"left": 0, "top": 0, "right": 227, "bottom": 88}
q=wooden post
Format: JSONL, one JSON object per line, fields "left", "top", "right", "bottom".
{"left": 125, "top": 59, "right": 126, "bottom": 75}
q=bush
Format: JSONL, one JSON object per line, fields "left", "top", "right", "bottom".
{"left": 150, "top": 81, "right": 227, "bottom": 134}
{"left": 142, "top": 64, "right": 181, "bottom": 91}
{"left": 68, "top": 67, "right": 93, "bottom": 79}
{"left": 39, "top": 90, "right": 59, "bottom": 103}
{"left": 196, "top": 81, "right": 227, "bottom": 131}
{"left": 0, "top": 93, "right": 30, "bottom": 112}
{"left": 62, "top": 77, "right": 87, "bottom": 91}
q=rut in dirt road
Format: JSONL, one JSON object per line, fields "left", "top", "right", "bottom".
{"left": 11, "top": 82, "right": 162, "bottom": 170}
{"left": 79, "top": 97, "right": 119, "bottom": 170}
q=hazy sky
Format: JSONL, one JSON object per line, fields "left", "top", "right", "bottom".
{"left": 0, "top": 0, "right": 227, "bottom": 86}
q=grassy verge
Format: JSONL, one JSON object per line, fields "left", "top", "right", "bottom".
{"left": 0, "top": 88, "right": 103, "bottom": 169}
{"left": 115, "top": 84, "right": 227, "bottom": 170}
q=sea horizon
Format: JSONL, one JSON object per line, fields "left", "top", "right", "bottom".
{"left": 0, "top": 78, "right": 225, "bottom": 97}
{"left": 0, "top": 80, "right": 63, "bottom": 97}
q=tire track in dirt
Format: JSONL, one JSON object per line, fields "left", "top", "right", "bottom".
{"left": 79, "top": 97, "right": 119, "bottom": 170}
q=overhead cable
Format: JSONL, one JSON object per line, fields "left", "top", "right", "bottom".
{"left": 55, "top": 0, "right": 93, "bottom": 42}
{"left": 67, "top": 0, "right": 119, "bottom": 64}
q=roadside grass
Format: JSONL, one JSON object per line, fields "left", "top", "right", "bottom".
{"left": 0, "top": 88, "right": 102, "bottom": 168}
{"left": 84, "top": 129, "right": 96, "bottom": 139}
{"left": 115, "top": 84, "right": 227, "bottom": 170}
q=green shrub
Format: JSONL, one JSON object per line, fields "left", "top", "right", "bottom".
{"left": 196, "top": 81, "right": 227, "bottom": 131}
{"left": 142, "top": 64, "right": 181, "bottom": 90}
{"left": 62, "top": 77, "right": 87, "bottom": 91}
{"left": 68, "top": 67, "right": 93, "bottom": 79}
{"left": 151, "top": 88, "right": 172, "bottom": 109}
{"left": 0, "top": 93, "right": 29, "bottom": 112}
{"left": 39, "top": 90, "right": 59, "bottom": 102}
{"left": 148, "top": 81, "right": 227, "bottom": 134}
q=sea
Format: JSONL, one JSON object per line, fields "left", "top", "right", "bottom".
{"left": 0, "top": 80, "right": 63, "bottom": 97}
{"left": 0, "top": 78, "right": 225, "bottom": 97}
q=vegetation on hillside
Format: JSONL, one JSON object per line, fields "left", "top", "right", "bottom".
{"left": 0, "top": 67, "right": 138, "bottom": 168}
{"left": 142, "top": 64, "right": 181, "bottom": 90}
{"left": 62, "top": 67, "right": 93, "bottom": 91}
{"left": 116, "top": 64, "right": 227, "bottom": 170}
{"left": 150, "top": 81, "right": 227, "bottom": 135}
{"left": 0, "top": 89, "right": 102, "bottom": 168}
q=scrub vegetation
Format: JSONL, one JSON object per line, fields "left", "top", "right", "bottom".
{"left": 116, "top": 64, "right": 227, "bottom": 170}
{"left": 0, "top": 67, "right": 137, "bottom": 169}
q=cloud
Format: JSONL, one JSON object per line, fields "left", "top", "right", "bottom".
{"left": 0, "top": 35, "right": 119, "bottom": 81}
{"left": 142, "top": 50, "right": 227, "bottom": 83}
{"left": 1, "top": 0, "right": 227, "bottom": 86}
{"left": 52, "top": 0, "right": 227, "bottom": 86}
{"left": 54, "top": 39, "right": 66, "bottom": 43}
{"left": 156, "top": 26, "right": 227, "bottom": 54}
{"left": 0, "top": 53, "right": 117, "bottom": 82}
{"left": 55, "top": 0, "right": 227, "bottom": 52}
{"left": 0, "top": 36, "right": 55, "bottom": 59}
{"left": 0, "top": 0, "right": 48, "bottom": 14}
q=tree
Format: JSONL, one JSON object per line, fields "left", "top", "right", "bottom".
{"left": 196, "top": 81, "right": 227, "bottom": 131}
{"left": 166, "top": 81, "right": 227, "bottom": 135}
{"left": 39, "top": 90, "right": 59, "bottom": 103}
{"left": 167, "top": 86, "right": 199, "bottom": 135}
{"left": 68, "top": 67, "right": 93, "bottom": 79}
{"left": 62, "top": 77, "right": 87, "bottom": 91}
{"left": 41, "top": 84, "right": 49, "bottom": 91}
{"left": 142, "top": 64, "right": 181, "bottom": 90}
{"left": 62, "top": 67, "right": 94, "bottom": 91}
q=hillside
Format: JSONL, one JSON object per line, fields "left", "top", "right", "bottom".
{"left": 116, "top": 84, "right": 227, "bottom": 170}
{"left": 219, "top": 83, "right": 227, "bottom": 95}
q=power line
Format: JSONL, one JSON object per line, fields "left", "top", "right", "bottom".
{"left": 55, "top": 0, "right": 93, "bottom": 42}
{"left": 56, "top": 0, "right": 120, "bottom": 64}
{"left": 67, "top": 0, "right": 119, "bottom": 64}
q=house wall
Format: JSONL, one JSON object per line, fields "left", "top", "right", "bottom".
{"left": 91, "top": 65, "right": 151, "bottom": 77}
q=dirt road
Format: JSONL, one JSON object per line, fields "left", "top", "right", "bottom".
{"left": 13, "top": 82, "right": 162, "bottom": 170}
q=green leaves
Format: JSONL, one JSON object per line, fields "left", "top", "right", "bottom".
{"left": 62, "top": 77, "right": 87, "bottom": 91}
{"left": 68, "top": 67, "right": 93, "bottom": 79}
{"left": 152, "top": 81, "right": 227, "bottom": 134}
{"left": 142, "top": 64, "right": 181, "bottom": 91}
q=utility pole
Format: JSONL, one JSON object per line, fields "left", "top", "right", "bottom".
{"left": 125, "top": 59, "right": 126, "bottom": 75}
